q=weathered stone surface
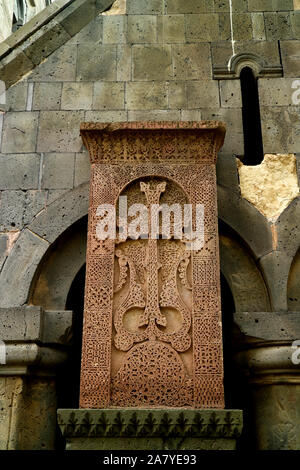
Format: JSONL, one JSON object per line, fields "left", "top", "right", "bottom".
{"left": 77, "top": 44, "right": 117, "bottom": 81}
{"left": 185, "top": 14, "right": 219, "bottom": 42}
{"left": 74, "top": 151, "right": 90, "bottom": 186}
{"left": 0, "top": 228, "right": 49, "bottom": 308}
{"left": 37, "top": 111, "right": 85, "bottom": 153}
{"left": 133, "top": 45, "right": 172, "bottom": 80}
{"left": 166, "top": 0, "right": 214, "bottom": 14}
{"left": 248, "top": 0, "right": 293, "bottom": 11}
{"left": 61, "top": 82, "right": 93, "bottom": 110}
{"left": 127, "top": 15, "right": 157, "bottom": 44}
{"left": 42, "top": 310, "right": 73, "bottom": 344}
{"left": 85, "top": 110, "right": 127, "bottom": 122}
{"left": 28, "top": 183, "right": 89, "bottom": 243}
{"left": 157, "top": 15, "right": 185, "bottom": 43}
{"left": 5, "top": 82, "right": 28, "bottom": 112}
{"left": 28, "top": 44, "right": 77, "bottom": 82}
{"left": 259, "top": 77, "right": 297, "bottom": 106}
{"left": 0, "top": 154, "right": 40, "bottom": 190}
{"left": 0, "top": 49, "right": 33, "bottom": 89}
{"left": 216, "top": 154, "right": 240, "bottom": 193}
{"left": 252, "top": 12, "right": 266, "bottom": 40}
{"left": 1, "top": 112, "right": 38, "bottom": 154}
{"left": 128, "top": 109, "right": 180, "bottom": 121}
{"left": 33, "top": 82, "right": 62, "bottom": 110}
{"left": 260, "top": 106, "right": 300, "bottom": 154}
{"left": 280, "top": 40, "right": 300, "bottom": 77}
{"left": 219, "top": 80, "right": 242, "bottom": 108}
{"left": 167, "top": 81, "right": 186, "bottom": 109}
{"left": 126, "top": 81, "right": 167, "bottom": 109}
{"left": 0, "top": 306, "right": 43, "bottom": 341}
{"left": 126, "top": 0, "right": 163, "bottom": 15}
{"left": 238, "top": 154, "right": 299, "bottom": 221}
{"left": 93, "top": 81, "right": 124, "bottom": 109}
{"left": 103, "top": 14, "right": 126, "bottom": 44}
{"left": 202, "top": 108, "right": 244, "bottom": 155}
{"left": 69, "top": 16, "right": 103, "bottom": 44}
{"left": 117, "top": 44, "right": 132, "bottom": 81}
{"left": 173, "top": 43, "right": 212, "bottom": 80}
{"left": 264, "top": 12, "right": 292, "bottom": 40}
{"left": 234, "top": 312, "right": 300, "bottom": 341}
{"left": 42, "top": 153, "right": 75, "bottom": 189}
{"left": 0, "top": 233, "right": 7, "bottom": 271}
{"left": 186, "top": 81, "right": 220, "bottom": 108}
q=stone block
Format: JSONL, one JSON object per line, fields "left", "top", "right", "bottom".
{"left": 21, "top": 21, "right": 71, "bottom": 66}
{"left": 260, "top": 106, "right": 300, "bottom": 154}
{"left": 93, "top": 81, "right": 124, "bottom": 110}
{"left": 69, "top": 16, "right": 103, "bottom": 44}
{"left": 55, "top": 0, "right": 96, "bottom": 37}
{"left": 61, "top": 82, "right": 93, "bottom": 110}
{"left": 180, "top": 109, "right": 202, "bottom": 121}
{"left": 232, "top": 14, "right": 253, "bottom": 41}
{"left": 85, "top": 110, "right": 127, "bottom": 122}
{"left": 202, "top": 108, "right": 244, "bottom": 155}
{"left": 167, "top": 81, "right": 186, "bottom": 109}
{"left": 252, "top": 12, "right": 266, "bottom": 40}
{"left": 0, "top": 229, "right": 49, "bottom": 308}
{"left": 33, "top": 82, "right": 62, "bottom": 110}
{"left": 0, "top": 191, "right": 25, "bottom": 230}
{"left": 264, "top": 12, "right": 293, "bottom": 40}
{"left": 126, "top": 82, "right": 167, "bottom": 109}
{"left": 37, "top": 111, "right": 85, "bottom": 153}
{"left": 117, "top": 45, "right": 132, "bottom": 81}
{"left": 0, "top": 306, "right": 43, "bottom": 341}
{"left": 1, "top": 112, "right": 38, "bottom": 154}
{"left": 5, "top": 82, "right": 28, "bottom": 112}
{"left": 166, "top": 0, "right": 214, "bottom": 14}
{"left": 248, "top": 0, "right": 293, "bottom": 11}
{"left": 258, "top": 78, "right": 296, "bottom": 106}
{"left": 28, "top": 44, "right": 77, "bottom": 82}
{"left": 127, "top": 15, "right": 157, "bottom": 44}
{"left": 218, "top": 13, "right": 231, "bottom": 41}
{"left": 157, "top": 15, "right": 185, "bottom": 43}
{"left": 214, "top": 0, "right": 247, "bottom": 11}
{"left": 0, "top": 48, "right": 33, "bottom": 89}
{"left": 22, "top": 190, "right": 49, "bottom": 225}
{"left": 0, "top": 153, "right": 40, "bottom": 189}
{"left": 186, "top": 81, "right": 220, "bottom": 109}
{"left": 219, "top": 80, "right": 242, "bottom": 108}
{"left": 185, "top": 14, "right": 219, "bottom": 42}
{"left": 128, "top": 109, "right": 180, "bottom": 121}
{"left": 280, "top": 40, "right": 300, "bottom": 77}
{"left": 42, "top": 153, "right": 75, "bottom": 189}
{"left": 103, "top": 15, "right": 126, "bottom": 44}
{"left": 77, "top": 44, "right": 116, "bottom": 81}
{"left": 133, "top": 45, "right": 172, "bottom": 80}
{"left": 291, "top": 11, "right": 300, "bottom": 38}
{"left": 126, "top": 0, "right": 163, "bottom": 15}
{"left": 173, "top": 43, "right": 212, "bottom": 80}
{"left": 74, "top": 151, "right": 90, "bottom": 186}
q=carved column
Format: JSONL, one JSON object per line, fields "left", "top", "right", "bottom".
{"left": 58, "top": 121, "right": 243, "bottom": 450}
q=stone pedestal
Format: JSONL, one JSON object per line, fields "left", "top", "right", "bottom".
{"left": 57, "top": 409, "right": 243, "bottom": 450}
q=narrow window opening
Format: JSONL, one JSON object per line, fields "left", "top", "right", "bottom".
{"left": 240, "top": 67, "right": 264, "bottom": 166}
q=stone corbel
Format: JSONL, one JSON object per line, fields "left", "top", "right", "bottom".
{"left": 0, "top": 305, "right": 73, "bottom": 376}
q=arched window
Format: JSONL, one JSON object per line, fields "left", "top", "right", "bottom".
{"left": 240, "top": 67, "right": 264, "bottom": 166}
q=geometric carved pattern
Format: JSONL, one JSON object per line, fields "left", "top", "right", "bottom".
{"left": 79, "top": 121, "right": 226, "bottom": 409}
{"left": 57, "top": 409, "right": 243, "bottom": 439}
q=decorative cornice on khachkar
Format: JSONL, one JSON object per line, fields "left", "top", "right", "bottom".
{"left": 57, "top": 409, "right": 243, "bottom": 439}
{"left": 79, "top": 121, "right": 226, "bottom": 410}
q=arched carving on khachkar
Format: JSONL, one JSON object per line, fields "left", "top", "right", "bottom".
{"left": 79, "top": 121, "right": 226, "bottom": 409}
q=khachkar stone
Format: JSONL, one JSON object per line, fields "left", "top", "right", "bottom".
{"left": 79, "top": 121, "right": 226, "bottom": 410}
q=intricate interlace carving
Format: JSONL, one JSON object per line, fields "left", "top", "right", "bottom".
{"left": 80, "top": 122, "right": 226, "bottom": 409}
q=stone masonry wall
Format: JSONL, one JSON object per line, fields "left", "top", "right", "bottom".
{"left": 0, "top": 0, "right": 300, "bottom": 293}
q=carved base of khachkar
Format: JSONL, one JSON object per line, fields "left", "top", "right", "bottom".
{"left": 57, "top": 409, "right": 243, "bottom": 450}
{"left": 57, "top": 122, "right": 243, "bottom": 450}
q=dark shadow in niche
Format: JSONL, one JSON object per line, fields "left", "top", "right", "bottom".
{"left": 221, "top": 272, "right": 254, "bottom": 450}
{"left": 240, "top": 66, "right": 264, "bottom": 166}
{"left": 55, "top": 263, "right": 86, "bottom": 449}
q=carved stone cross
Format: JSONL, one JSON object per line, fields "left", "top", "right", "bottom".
{"left": 80, "top": 121, "right": 226, "bottom": 409}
